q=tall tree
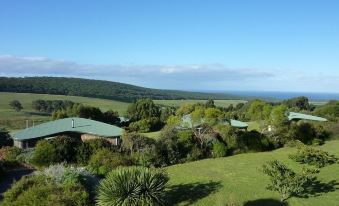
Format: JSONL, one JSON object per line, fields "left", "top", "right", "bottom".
{"left": 9, "top": 100, "right": 23, "bottom": 112}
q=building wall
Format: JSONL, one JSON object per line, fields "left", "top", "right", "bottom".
{"left": 81, "top": 134, "right": 120, "bottom": 145}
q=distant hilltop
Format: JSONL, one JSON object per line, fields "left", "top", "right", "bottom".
{"left": 0, "top": 76, "right": 239, "bottom": 102}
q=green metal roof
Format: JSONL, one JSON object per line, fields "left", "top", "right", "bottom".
{"left": 287, "top": 112, "right": 327, "bottom": 122}
{"left": 13, "top": 117, "right": 123, "bottom": 141}
{"left": 180, "top": 114, "right": 248, "bottom": 129}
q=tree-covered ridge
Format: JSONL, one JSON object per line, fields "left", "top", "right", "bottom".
{"left": 0, "top": 77, "right": 238, "bottom": 102}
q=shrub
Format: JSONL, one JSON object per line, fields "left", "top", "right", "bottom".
{"left": 96, "top": 167, "right": 169, "bottom": 206}
{"left": 212, "top": 140, "right": 227, "bottom": 158}
{"left": 262, "top": 160, "right": 316, "bottom": 202}
{"left": 121, "top": 132, "right": 156, "bottom": 155}
{"left": 0, "top": 146, "right": 22, "bottom": 166}
{"left": 31, "top": 140, "right": 57, "bottom": 167}
{"left": 2, "top": 173, "right": 89, "bottom": 206}
{"left": 31, "top": 136, "right": 82, "bottom": 167}
{"left": 0, "top": 128, "right": 12, "bottom": 147}
{"left": 128, "top": 117, "right": 162, "bottom": 133}
{"left": 76, "top": 138, "right": 113, "bottom": 165}
{"left": 87, "top": 149, "right": 132, "bottom": 176}
{"left": 289, "top": 145, "right": 338, "bottom": 168}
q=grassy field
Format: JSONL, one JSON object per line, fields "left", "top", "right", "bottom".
{"left": 0, "top": 92, "right": 131, "bottom": 131}
{"left": 165, "top": 140, "right": 339, "bottom": 206}
{"left": 0, "top": 92, "right": 246, "bottom": 131}
{"left": 154, "top": 99, "right": 247, "bottom": 107}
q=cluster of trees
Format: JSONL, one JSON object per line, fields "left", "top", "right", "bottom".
{"left": 126, "top": 99, "right": 175, "bottom": 132}
{"left": 32, "top": 99, "right": 75, "bottom": 113}
{"left": 52, "top": 103, "right": 121, "bottom": 125}
{"left": 0, "top": 77, "right": 237, "bottom": 102}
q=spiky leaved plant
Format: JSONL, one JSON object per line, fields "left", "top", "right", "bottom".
{"left": 96, "top": 166, "right": 169, "bottom": 206}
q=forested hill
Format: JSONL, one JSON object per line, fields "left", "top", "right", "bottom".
{"left": 0, "top": 77, "right": 239, "bottom": 102}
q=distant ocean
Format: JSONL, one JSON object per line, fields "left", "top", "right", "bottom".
{"left": 202, "top": 91, "right": 339, "bottom": 101}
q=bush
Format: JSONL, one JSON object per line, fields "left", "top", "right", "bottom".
{"left": 128, "top": 117, "right": 162, "bottom": 133}
{"left": 87, "top": 149, "right": 132, "bottom": 176}
{"left": 96, "top": 167, "right": 169, "bottom": 206}
{"left": 0, "top": 128, "right": 12, "bottom": 147}
{"left": 289, "top": 145, "right": 338, "bottom": 168}
{"left": 2, "top": 172, "right": 89, "bottom": 206}
{"left": 121, "top": 132, "right": 156, "bottom": 155}
{"left": 76, "top": 138, "right": 113, "bottom": 165}
{"left": 262, "top": 160, "right": 316, "bottom": 202}
{"left": 0, "top": 146, "right": 22, "bottom": 166}
{"left": 31, "top": 136, "right": 82, "bottom": 167}
{"left": 31, "top": 140, "right": 57, "bottom": 167}
{"left": 287, "top": 121, "right": 330, "bottom": 144}
{"left": 212, "top": 141, "right": 227, "bottom": 158}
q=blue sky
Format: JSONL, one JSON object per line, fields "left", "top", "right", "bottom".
{"left": 0, "top": 0, "right": 339, "bottom": 92}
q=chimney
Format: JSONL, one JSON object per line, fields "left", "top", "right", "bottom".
{"left": 72, "top": 119, "right": 74, "bottom": 128}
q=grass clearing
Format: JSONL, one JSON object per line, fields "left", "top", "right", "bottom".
{"left": 166, "top": 140, "right": 339, "bottom": 206}
{"left": 141, "top": 131, "right": 162, "bottom": 139}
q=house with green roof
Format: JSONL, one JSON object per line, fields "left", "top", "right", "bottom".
{"left": 12, "top": 117, "right": 124, "bottom": 149}
{"left": 179, "top": 114, "right": 248, "bottom": 130}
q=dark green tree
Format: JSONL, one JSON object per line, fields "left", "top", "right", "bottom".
{"left": 9, "top": 100, "right": 23, "bottom": 112}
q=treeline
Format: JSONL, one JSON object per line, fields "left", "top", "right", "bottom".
{"left": 52, "top": 103, "right": 121, "bottom": 125}
{"left": 0, "top": 77, "right": 238, "bottom": 102}
{"left": 32, "top": 99, "right": 75, "bottom": 113}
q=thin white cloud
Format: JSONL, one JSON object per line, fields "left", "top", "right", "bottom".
{"left": 0, "top": 54, "right": 338, "bottom": 92}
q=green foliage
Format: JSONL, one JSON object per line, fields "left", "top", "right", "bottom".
{"left": 246, "top": 100, "right": 272, "bottom": 121}
{"left": 31, "top": 136, "right": 82, "bottom": 167}
{"left": 289, "top": 145, "right": 338, "bottom": 168}
{"left": 9, "top": 100, "right": 23, "bottom": 112}
{"left": 288, "top": 121, "right": 329, "bottom": 144}
{"left": 314, "top": 100, "right": 339, "bottom": 118}
{"left": 155, "top": 126, "right": 190, "bottom": 166}
{"left": 96, "top": 166, "right": 169, "bottom": 206}
{"left": 212, "top": 140, "right": 227, "bottom": 158}
{"left": 32, "top": 99, "right": 75, "bottom": 113}
{"left": 128, "top": 117, "right": 162, "bottom": 133}
{"left": 262, "top": 160, "right": 315, "bottom": 202}
{"left": 121, "top": 132, "right": 156, "bottom": 155}
{"left": 205, "top": 99, "right": 215, "bottom": 108}
{"left": 0, "top": 128, "right": 12, "bottom": 147}
{"left": 0, "top": 146, "right": 22, "bottom": 166}
{"left": 283, "top": 96, "right": 310, "bottom": 111}
{"left": 270, "top": 105, "right": 289, "bottom": 127}
{"left": 127, "top": 99, "right": 160, "bottom": 121}
{"left": 87, "top": 149, "right": 132, "bottom": 176}
{"left": 0, "top": 77, "right": 236, "bottom": 102}
{"left": 2, "top": 171, "right": 89, "bottom": 206}
{"left": 76, "top": 138, "right": 113, "bottom": 165}
{"left": 204, "top": 107, "right": 224, "bottom": 126}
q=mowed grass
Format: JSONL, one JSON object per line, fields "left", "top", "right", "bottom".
{"left": 0, "top": 92, "right": 131, "bottom": 131}
{"left": 166, "top": 140, "right": 339, "bottom": 206}
{"left": 154, "top": 99, "right": 247, "bottom": 108}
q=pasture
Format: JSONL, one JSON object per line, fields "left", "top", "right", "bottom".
{"left": 166, "top": 140, "right": 339, "bottom": 206}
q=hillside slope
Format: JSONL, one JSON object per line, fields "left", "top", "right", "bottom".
{"left": 166, "top": 141, "right": 339, "bottom": 206}
{"left": 0, "top": 77, "right": 238, "bottom": 102}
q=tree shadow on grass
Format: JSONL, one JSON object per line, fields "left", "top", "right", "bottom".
{"left": 296, "top": 179, "right": 339, "bottom": 198}
{"left": 243, "top": 199, "right": 288, "bottom": 206}
{"left": 165, "top": 181, "right": 222, "bottom": 206}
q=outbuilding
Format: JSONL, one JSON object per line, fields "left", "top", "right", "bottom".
{"left": 12, "top": 117, "right": 124, "bottom": 148}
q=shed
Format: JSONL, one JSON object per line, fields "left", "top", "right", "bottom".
{"left": 287, "top": 112, "right": 327, "bottom": 122}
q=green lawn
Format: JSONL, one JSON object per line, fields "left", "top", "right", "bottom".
{"left": 165, "top": 140, "right": 339, "bottom": 206}
{"left": 154, "top": 99, "right": 247, "bottom": 108}
{"left": 0, "top": 92, "right": 131, "bottom": 131}
{"left": 141, "top": 131, "right": 162, "bottom": 139}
